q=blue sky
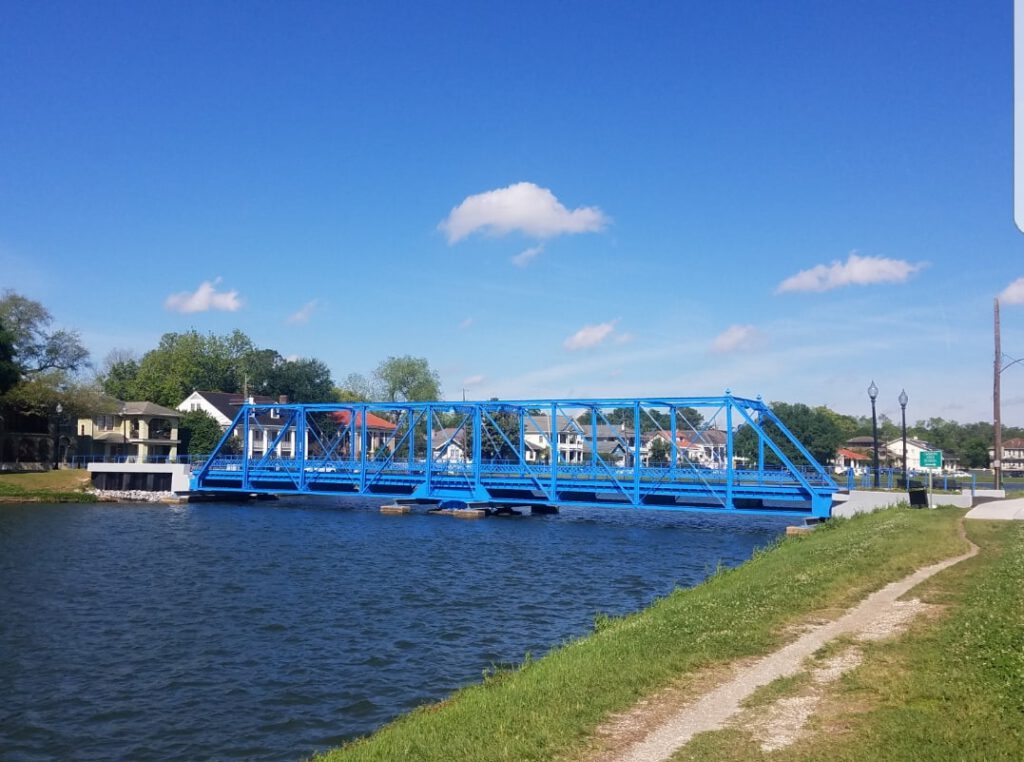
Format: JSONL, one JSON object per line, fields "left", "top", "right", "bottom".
{"left": 1, "top": 1, "right": 1021, "bottom": 424}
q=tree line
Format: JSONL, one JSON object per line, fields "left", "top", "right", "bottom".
{"left": 0, "top": 289, "right": 1017, "bottom": 466}
{"left": 733, "top": 401, "right": 1018, "bottom": 469}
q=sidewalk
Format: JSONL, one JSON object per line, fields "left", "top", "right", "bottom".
{"left": 965, "top": 497, "right": 1024, "bottom": 520}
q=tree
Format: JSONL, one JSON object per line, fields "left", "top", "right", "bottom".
{"left": 0, "top": 290, "right": 89, "bottom": 376}
{"left": 98, "top": 349, "right": 140, "bottom": 401}
{"left": 333, "top": 372, "right": 376, "bottom": 402}
{"left": 178, "top": 409, "right": 225, "bottom": 457}
{"left": 270, "top": 357, "right": 334, "bottom": 402}
{"left": 103, "top": 330, "right": 337, "bottom": 407}
{"left": 648, "top": 437, "right": 670, "bottom": 466}
{"left": 734, "top": 402, "right": 846, "bottom": 467}
{"left": 0, "top": 320, "right": 18, "bottom": 395}
{"left": 373, "top": 356, "right": 440, "bottom": 402}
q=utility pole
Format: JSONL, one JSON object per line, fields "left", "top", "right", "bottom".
{"left": 995, "top": 298, "right": 1003, "bottom": 490}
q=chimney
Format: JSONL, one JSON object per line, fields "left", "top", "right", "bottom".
{"left": 279, "top": 394, "right": 289, "bottom": 404}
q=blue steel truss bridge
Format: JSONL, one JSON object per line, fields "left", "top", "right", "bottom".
{"left": 191, "top": 393, "right": 838, "bottom": 518}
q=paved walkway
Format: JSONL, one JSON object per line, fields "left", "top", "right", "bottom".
{"left": 965, "top": 497, "right": 1024, "bottom": 520}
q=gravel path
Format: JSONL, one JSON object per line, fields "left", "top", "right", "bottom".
{"left": 612, "top": 522, "right": 978, "bottom": 762}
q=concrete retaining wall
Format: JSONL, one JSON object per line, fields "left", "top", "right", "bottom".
{"left": 87, "top": 462, "right": 191, "bottom": 493}
{"left": 833, "top": 489, "right": 972, "bottom": 517}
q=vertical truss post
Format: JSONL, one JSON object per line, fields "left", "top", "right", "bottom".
{"left": 242, "top": 406, "right": 252, "bottom": 490}
{"left": 359, "top": 405, "right": 368, "bottom": 493}
{"left": 473, "top": 404, "right": 483, "bottom": 492}
{"left": 757, "top": 407, "right": 765, "bottom": 486}
{"left": 591, "top": 406, "right": 598, "bottom": 466}
{"left": 725, "top": 392, "right": 734, "bottom": 508}
{"left": 633, "top": 401, "right": 641, "bottom": 505}
{"left": 670, "top": 403, "right": 678, "bottom": 470}
{"left": 518, "top": 410, "right": 526, "bottom": 474}
{"left": 425, "top": 407, "right": 433, "bottom": 491}
{"left": 550, "top": 402, "right": 557, "bottom": 497}
{"left": 296, "top": 407, "right": 307, "bottom": 491}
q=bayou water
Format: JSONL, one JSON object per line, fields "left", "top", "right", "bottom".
{"left": 0, "top": 498, "right": 788, "bottom": 761}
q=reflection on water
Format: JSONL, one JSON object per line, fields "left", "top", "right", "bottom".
{"left": 0, "top": 498, "right": 787, "bottom": 761}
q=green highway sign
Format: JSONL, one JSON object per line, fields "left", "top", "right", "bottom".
{"left": 919, "top": 451, "right": 943, "bottom": 468}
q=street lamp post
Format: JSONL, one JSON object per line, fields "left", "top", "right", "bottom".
{"left": 868, "top": 381, "right": 880, "bottom": 488}
{"left": 899, "top": 389, "right": 909, "bottom": 487}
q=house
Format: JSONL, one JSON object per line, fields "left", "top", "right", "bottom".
{"left": 432, "top": 427, "right": 468, "bottom": 463}
{"left": 330, "top": 409, "right": 397, "bottom": 458}
{"left": 989, "top": 437, "right": 1024, "bottom": 475}
{"left": 684, "top": 428, "right": 728, "bottom": 468}
{"left": 77, "top": 401, "right": 181, "bottom": 462}
{"left": 833, "top": 447, "right": 871, "bottom": 474}
{"left": 177, "top": 391, "right": 292, "bottom": 458}
{"left": 885, "top": 437, "right": 943, "bottom": 473}
{"left": 524, "top": 414, "right": 586, "bottom": 464}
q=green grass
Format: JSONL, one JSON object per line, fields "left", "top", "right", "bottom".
{"left": 0, "top": 469, "right": 96, "bottom": 502}
{"left": 312, "top": 506, "right": 967, "bottom": 762}
{"left": 671, "top": 520, "right": 1024, "bottom": 762}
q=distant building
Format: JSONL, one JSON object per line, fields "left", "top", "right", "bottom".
{"left": 884, "top": 437, "right": 947, "bottom": 473}
{"left": 77, "top": 401, "right": 181, "bottom": 462}
{"left": 989, "top": 437, "right": 1024, "bottom": 475}
{"left": 833, "top": 447, "right": 870, "bottom": 474}
{"left": 432, "top": 427, "right": 468, "bottom": 463}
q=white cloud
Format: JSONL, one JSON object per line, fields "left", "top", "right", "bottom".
{"left": 463, "top": 374, "right": 485, "bottom": 386}
{"left": 511, "top": 244, "right": 544, "bottom": 267}
{"left": 564, "top": 320, "right": 619, "bottom": 351}
{"left": 286, "top": 299, "right": 321, "bottom": 325}
{"left": 458, "top": 317, "right": 474, "bottom": 329}
{"left": 164, "top": 278, "right": 242, "bottom": 313}
{"left": 776, "top": 252, "right": 925, "bottom": 294}
{"left": 614, "top": 331, "right": 635, "bottom": 345}
{"left": 439, "top": 182, "right": 609, "bottom": 244}
{"left": 710, "top": 324, "right": 760, "bottom": 354}
{"left": 999, "top": 277, "right": 1024, "bottom": 304}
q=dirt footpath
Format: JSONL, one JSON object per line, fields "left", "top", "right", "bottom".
{"left": 590, "top": 522, "right": 978, "bottom": 762}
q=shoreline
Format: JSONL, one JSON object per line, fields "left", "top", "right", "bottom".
{"left": 311, "top": 506, "right": 969, "bottom": 761}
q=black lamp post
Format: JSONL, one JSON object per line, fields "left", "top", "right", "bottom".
{"left": 52, "top": 402, "right": 63, "bottom": 469}
{"left": 899, "top": 389, "right": 909, "bottom": 487}
{"left": 868, "top": 381, "right": 880, "bottom": 488}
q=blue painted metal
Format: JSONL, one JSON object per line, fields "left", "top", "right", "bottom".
{"left": 190, "top": 394, "right": 840, "bottom": 518}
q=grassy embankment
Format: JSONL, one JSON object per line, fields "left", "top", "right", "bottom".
{"left": 0, "top": 469, "right": 96, "bottom": 502}
{"left": 313, "top": 506, "right": 968, "bottom": 762}
{"left": 673, "top": 519, "right": 1024, "bottom": 761}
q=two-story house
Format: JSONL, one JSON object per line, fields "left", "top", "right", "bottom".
{"left": 77, "top": 401, "right": 181, "bottom": 462}
{"left": 989, "top": 437, "right": 1024, "bottom": 475}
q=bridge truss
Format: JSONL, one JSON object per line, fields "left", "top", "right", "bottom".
{"left": 191, "top": 393, "right": 838, "bottom": 518}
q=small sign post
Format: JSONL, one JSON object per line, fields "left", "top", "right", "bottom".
{"left": 919, "top": 451, "right": 943, "bottom": 501}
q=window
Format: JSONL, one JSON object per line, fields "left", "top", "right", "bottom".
{"left": 96, "top": 414, "right": 115, "bottom": 431}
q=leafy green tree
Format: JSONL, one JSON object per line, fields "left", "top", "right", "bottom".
{"left": 648, "top": 437, "right": 670, "bottom": 466}
{"left": 103, "top": 330, "right": 336, "bottom": 406}
{"left": 270, "top": 357, "right": 334, "bottom": 402}
{"left": 373, "top": 356, "right": 440, "bottom": 402}
{"left": 962, "top": 438, "right": 990, "bottom": 469}
{"left": 734, "top": 402, "right": 846, "bottom": 467}
{"left": 179, "top": 409, "right": 225, "bottom": 456}
{"left": 0, "top": 319, "right": 18, "bottom": 395}
{"left": 333, "top": 372, "right": 376, "bottom": 402}
{"left": 0, "top": 290, "right": 90, "bottom": 376}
